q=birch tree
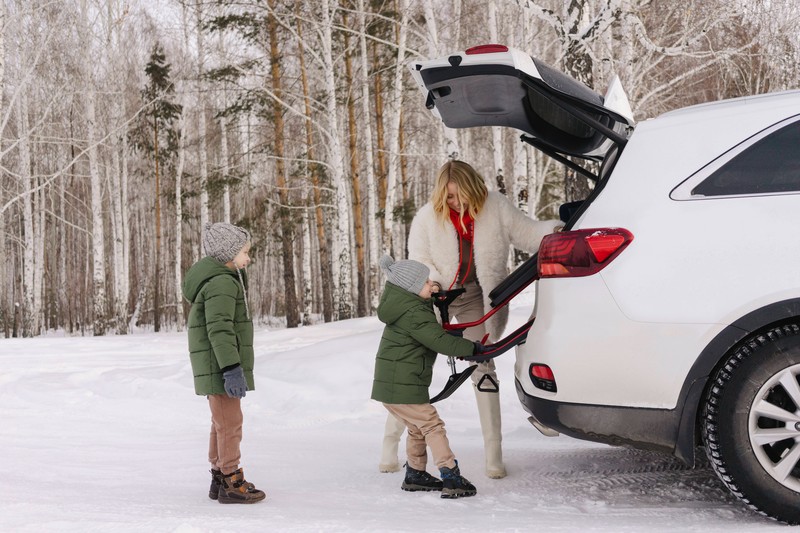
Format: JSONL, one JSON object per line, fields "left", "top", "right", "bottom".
{"left": 320, "top": 0, "right": 353, "bottom": 318}
{"left": 0, "top": 0, "right": 7, "bottom": 334}
{"left": 357, "top": 0, "right": 380, "bottom": 310}
{"left": 195, "top": 2, "right": 210, "bottom": 232}
{"left": 382, "top": 0, "right": 409, "bottom": 257}
{"left": 488, "top": 0, "right": 503, "bottom": 192}
{"left": 17, "top": 91, "right": 39, "bottom": 336}
{"left": 79, "top": 0, "right": 108, "bottom": 335}
{"left": 296, "top": 11, "right": 334, "bottom": 322}
{"left": 421, "top": 0, "right": 459, "bottom": 160}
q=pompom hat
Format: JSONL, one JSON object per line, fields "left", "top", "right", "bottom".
{"left": 379, "top": 255, "right": 429, "bottom": 295}
{"left": 203, "top": 222, "right": 251, "bottom": 264}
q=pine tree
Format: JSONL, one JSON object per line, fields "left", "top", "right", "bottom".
{"left": 134, "top": 43, "right": 182, "bottom": 332}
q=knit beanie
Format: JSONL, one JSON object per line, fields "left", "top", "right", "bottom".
{"left": 202, "top": 222, "right": 251, "bottom": 264}
{"left": 379, "top": 255, "right": 429, "bottom": 295}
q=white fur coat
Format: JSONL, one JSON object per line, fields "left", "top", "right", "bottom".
{"left": 408, "top": 191, "right": 560, "bottom": 341}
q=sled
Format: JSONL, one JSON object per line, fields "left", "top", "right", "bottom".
{"left": 429, "top": 255, "right": 540, "bottom": 403}
{"left": 429, "top": 358, "right": 476, "bottom": 404}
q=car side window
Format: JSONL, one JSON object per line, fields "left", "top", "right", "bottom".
{"left": 692, "top": 120, "right": 800, "bottom": 196}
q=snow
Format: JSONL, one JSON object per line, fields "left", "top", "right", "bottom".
{"left": 0, "top": 296, "right": 788, "bottom": 532}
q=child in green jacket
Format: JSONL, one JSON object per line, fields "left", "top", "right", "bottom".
{"left": 182, "top": 222, "right": 265, "bottom": 504}
{"left": 371, "top": 254, "right": 482, "bottom": 499}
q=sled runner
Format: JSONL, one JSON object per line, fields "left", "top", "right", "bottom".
{"left": 430, "top": 255, "right": 540, "bottom": 403}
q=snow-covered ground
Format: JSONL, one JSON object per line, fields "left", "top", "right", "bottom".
{"left": 0, "top": 295, "right": 788, "bottom": 532}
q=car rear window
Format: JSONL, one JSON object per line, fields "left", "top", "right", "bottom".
{"left": 693, "top": 120, "right": 800, "bottom": 196}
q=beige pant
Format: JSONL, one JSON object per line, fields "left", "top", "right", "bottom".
{"left": 448, "top": 281, "right": 498, "bottom": 391}
{"left": 383, "top": 403, "right": 457, "bottom": 471}
{"left": 208, "top": 394, "right": 243, "bottom": 475}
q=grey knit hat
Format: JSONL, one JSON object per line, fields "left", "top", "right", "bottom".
{"left": 202, "top": 222, "right": 251, "bottom": 263}
{"left": 379, "top": 255, "right": 429, "bottom": 295}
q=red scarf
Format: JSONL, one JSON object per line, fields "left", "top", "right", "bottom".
{"left": 449, "top": 209, "right": 474, "bottom": 241}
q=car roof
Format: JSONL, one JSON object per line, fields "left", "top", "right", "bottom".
{"left": 657, "top": 89, "right": 800, "bottom": 122}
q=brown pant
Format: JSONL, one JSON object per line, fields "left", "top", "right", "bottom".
{"left": 383, "top": 403, "right": 456, "bottom": 471}
{"left": 208, "top": 394, "right": 243, "bottom": 475}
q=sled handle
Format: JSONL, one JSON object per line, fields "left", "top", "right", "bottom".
{"left": 431, "top": 288, "right": 465, "bottom": 324}
{"left": 459, "top": 318, "right": 535, "bottom": 362}
{"left": 442, "top": 280, "right": 533, "bottom": 333}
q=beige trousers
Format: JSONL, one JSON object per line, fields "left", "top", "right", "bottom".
{"left": 448, "top": 281, "right": 498, "bottom": 389}
{"left": 208, "top": 394, "right": 243, "bottom": 475}
{"left": 383, "top": 403, "right": 457, "bottom": 471}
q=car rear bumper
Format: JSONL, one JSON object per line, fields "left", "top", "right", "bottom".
{"left": 514, "top": 378, "right": 699, "bottom": 464}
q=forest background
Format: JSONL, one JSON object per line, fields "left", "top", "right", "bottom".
{"left": 1, "top": 0, "right": 798, "bottom": 338}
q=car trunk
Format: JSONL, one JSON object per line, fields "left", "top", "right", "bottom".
{"left": 409, "top": 45, "right": 634, "bottom": 169}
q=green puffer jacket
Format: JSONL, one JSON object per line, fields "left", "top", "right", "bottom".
{"left": 182, "top": 257, "right": 254, "bottom": 396}
{"left": 371, "top": 282, "right": 475, "bottom": 404}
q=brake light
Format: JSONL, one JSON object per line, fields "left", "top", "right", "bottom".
{"left": 530, "top": 364, "right": 557, "bottom": 392}
{"left": 538, "top": 228, "right": 633, "bottom": 278}
{"left": 465, "top": 44, "right": 509, "bottom": 55}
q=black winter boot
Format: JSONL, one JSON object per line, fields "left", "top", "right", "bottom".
{"left": 401, "top": 463, "right": 443, "bottom": 492}
{"left": 439, "top": 461, "right": 477, "bottom": 499}
{"left": 209, "top": 469, "right": 223, "bottom": 500}
{"left": 217, "top": 468, "right": 267, "bottom": 504}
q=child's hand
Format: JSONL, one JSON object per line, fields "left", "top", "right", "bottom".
{"left": 446, "top": 328, "right": 464, "bottom": 337}
{"left": 223, "top": 366, "right": 247, "bottom": 398}
{"left": 467, "top": 342, "right": 494, "bottom": 363}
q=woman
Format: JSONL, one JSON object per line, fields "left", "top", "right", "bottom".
{"left": 379, "top": 160, "right": 561, "bottom": 479}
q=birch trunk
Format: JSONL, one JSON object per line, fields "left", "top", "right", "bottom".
{"left": 77, "top": 0, "right": 106, "bottom": 334}
{"left": 512, "top": 133, "right": 528, "bottom": 211}
{"left": 383, "top": 0, "right": 409, "bottom": 257}
{"left": 296, "top": 12, "right": 334, "bottom": 322}
{"left": 489, "top": 0, "right": 503, "bottom": 192}
{"left": 195, "top": 2, "right": 209, "bottom": 231}
{"left": 108, "top": 149, "right": 124, "bottom": 331}
{"left": 422, "top": 0, "right": 459, "bottom": 159}
{"left": 120, "top": 118, "right": 131, "bottom": 325}
{"left": 109, "top": 89, "right": 129, "bottom": 333}
{"left": 321, "top": 0, "right": 353, "bottom": 319}
{"left": 509, "top": 21, "right": 529, "bottom": 214}
{"left": 86, "top": 87, "right": 106, "bottom": 335}
{"left": 301, "top": 209, "right": 313, "bottom": 324}
{"left": 220, "top": 115, "right": 230, "bottom": 222}
{"left": 0, "top": 1, "right": 6, "bottom": 333}
{"left": 0, "top": 209, "right": 5, "bottom": 336}
{"left": 358, "top": 0, "right": 380, "bottom": 311}
{"left": 36, "top": 164, "right": 45, "bottom": 329}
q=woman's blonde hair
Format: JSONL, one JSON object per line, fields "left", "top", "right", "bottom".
{"left": 431, "top": 160, "right": 489, "bottom": 230}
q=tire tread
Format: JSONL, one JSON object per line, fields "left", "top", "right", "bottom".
{"left": 702, "top": 323, "right": 800, "bottom": 524}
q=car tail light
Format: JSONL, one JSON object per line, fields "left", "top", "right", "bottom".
{"left": 538, "top": 228, "right": 633, "bottom": 278}
{"left": 465, "top": 44, "right": 509, "bottom": 55}
{"left": 530, "top": 364, "right": 557, "bottom": 392}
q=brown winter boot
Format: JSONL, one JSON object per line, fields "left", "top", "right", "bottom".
{"left": 217, "top": 468, "right": 267, "bottom": 504}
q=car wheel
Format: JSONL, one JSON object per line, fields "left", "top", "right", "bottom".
{"left": 702, "top": 323, "right": 800, "bottom": 524}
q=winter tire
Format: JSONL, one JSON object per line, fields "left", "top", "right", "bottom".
{"left": 702, "top": 323, "right": 800, "bottom": 524}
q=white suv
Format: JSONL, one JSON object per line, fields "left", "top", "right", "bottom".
{"left": 410, "top": 44, "right": 800, "bottom": 524}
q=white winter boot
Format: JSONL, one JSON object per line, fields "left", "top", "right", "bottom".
{"left": 475, "top": 387, "right": 507, "bottom": 479}
{"left": 379, "top": 413, "right": 406, "bottom": 473}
